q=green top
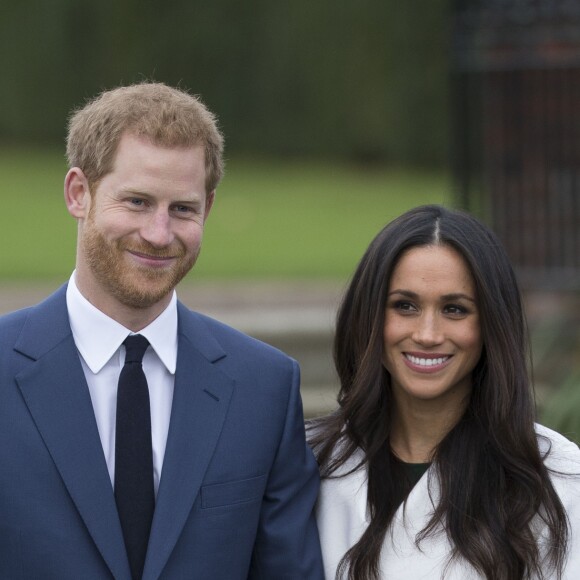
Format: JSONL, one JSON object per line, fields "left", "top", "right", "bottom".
{"left": 402, "top": 460, "right": 430, "bottom": 487}
{"left": 390, "top": 453, "right": 431, "bottom": 509}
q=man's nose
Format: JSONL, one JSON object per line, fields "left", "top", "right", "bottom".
{"left": 140, "top": 210, "right": 174, "bottom": 248}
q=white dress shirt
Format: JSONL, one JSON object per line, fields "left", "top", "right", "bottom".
{"left": 66, "top": 272, "right": 177, "bottom": 495}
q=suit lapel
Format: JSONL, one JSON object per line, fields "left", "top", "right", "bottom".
{"left": 14, "top": 287, "right": 131, "bottom": 580}
{"left": 143, "top": 306, "right": 234, "bottom": 580}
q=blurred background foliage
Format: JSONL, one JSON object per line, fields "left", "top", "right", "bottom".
{"left": 0, "top": 0, "right": 449, "bottom": 166}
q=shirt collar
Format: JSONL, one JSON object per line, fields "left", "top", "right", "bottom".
{"left": 66, "top": 271, "right": 178, "bottom": 375}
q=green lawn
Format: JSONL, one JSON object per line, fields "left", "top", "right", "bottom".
{"left": 0, "top": 148, "right": 451, "bottom": 280}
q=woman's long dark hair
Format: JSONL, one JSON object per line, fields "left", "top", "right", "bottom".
{"left": 309, "top": 205, "right": 568, "bottom": 580}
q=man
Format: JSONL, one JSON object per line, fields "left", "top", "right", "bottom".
{"left": 0, "top": 83, "right": 323, "bottom": 579}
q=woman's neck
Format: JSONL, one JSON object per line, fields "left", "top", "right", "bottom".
{"left": 390, "top": 397, "right": 467, "bottom": 463}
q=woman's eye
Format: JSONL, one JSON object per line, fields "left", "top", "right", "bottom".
{"left": 394, "top": 301, "right": 416, "bottom": 312}
{"left": 444, "top": 304, "right": 467, "bottom": 315}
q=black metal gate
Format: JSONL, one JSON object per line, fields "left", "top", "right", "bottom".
{"left": 452, "top": 0, "right": 580, "bottom": 289}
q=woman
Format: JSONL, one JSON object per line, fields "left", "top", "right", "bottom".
{"left": 310, "top": 205, "right": 580, "bottom": 580}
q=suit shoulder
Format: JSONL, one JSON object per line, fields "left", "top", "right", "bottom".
{"left": 0, "top": 285, "right": 68, "bottom": 346}
{"left": 0, "top": 306, "right": 33, "bottom": 341}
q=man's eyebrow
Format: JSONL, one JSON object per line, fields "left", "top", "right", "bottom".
{"left": 118, "top": 188, "right": 152, "bottom": 197}
{"left": 118, "top": 188, "right": 204, "bottom": 202}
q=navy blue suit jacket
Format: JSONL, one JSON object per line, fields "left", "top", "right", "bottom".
{"left": 0, "top": 286, "right": 324, "bottom": 579}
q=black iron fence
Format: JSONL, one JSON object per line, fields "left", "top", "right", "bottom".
{"left": 452, "top": 0, "right": 580, "bottom": 289}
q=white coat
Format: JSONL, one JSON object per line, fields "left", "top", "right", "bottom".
{"left": 316, "top": 424, "right": 580, "bottom": 579}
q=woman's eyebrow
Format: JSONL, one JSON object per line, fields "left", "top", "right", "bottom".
{"left": 387, "top": 289, "right": 476, "bottom": 304}
{"left": 387, "top": 289, "right": 418, "bottom": 298}
{"left": 441, "top": 293, "right": 476, "bottom": 303}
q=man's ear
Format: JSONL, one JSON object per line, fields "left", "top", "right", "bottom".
{"left": 64, "top": 168, "right": 92, "bottom": 219}
{"left": 203, "top": 190, "right": 215, "bottom": 223}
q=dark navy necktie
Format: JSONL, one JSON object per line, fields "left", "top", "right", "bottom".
{"left": 115, "top": 334, "right": 154, "bottom": 580}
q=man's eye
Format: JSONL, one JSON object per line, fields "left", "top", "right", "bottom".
{"left": 130, "top": 198, "right": 145, "bottom": 206}
{"left": 173, "top": 205, "right": 200, "bottom": 216}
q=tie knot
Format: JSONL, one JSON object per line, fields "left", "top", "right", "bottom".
{"left": 123, "top": 334, "right": 150, "bottom": 364}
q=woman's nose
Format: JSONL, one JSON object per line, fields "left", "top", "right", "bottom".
{"left": 411, "top": 312, "right": 444, "bottom": 346}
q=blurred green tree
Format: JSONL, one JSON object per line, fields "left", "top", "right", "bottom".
{"left": 0, "top": 0, "right": 449, "bottom": 166}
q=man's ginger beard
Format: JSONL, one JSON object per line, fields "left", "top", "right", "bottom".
{"left": 81, "top": 207, "right": 198, "bottom": 309}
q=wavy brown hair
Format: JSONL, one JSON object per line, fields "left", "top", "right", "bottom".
{"left": 309, "top": 205, "right": 568, "bottom": 580}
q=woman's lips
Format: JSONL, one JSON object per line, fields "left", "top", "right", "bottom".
{"left": 403, "top": 352, "right": 452, "bottom": 373}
